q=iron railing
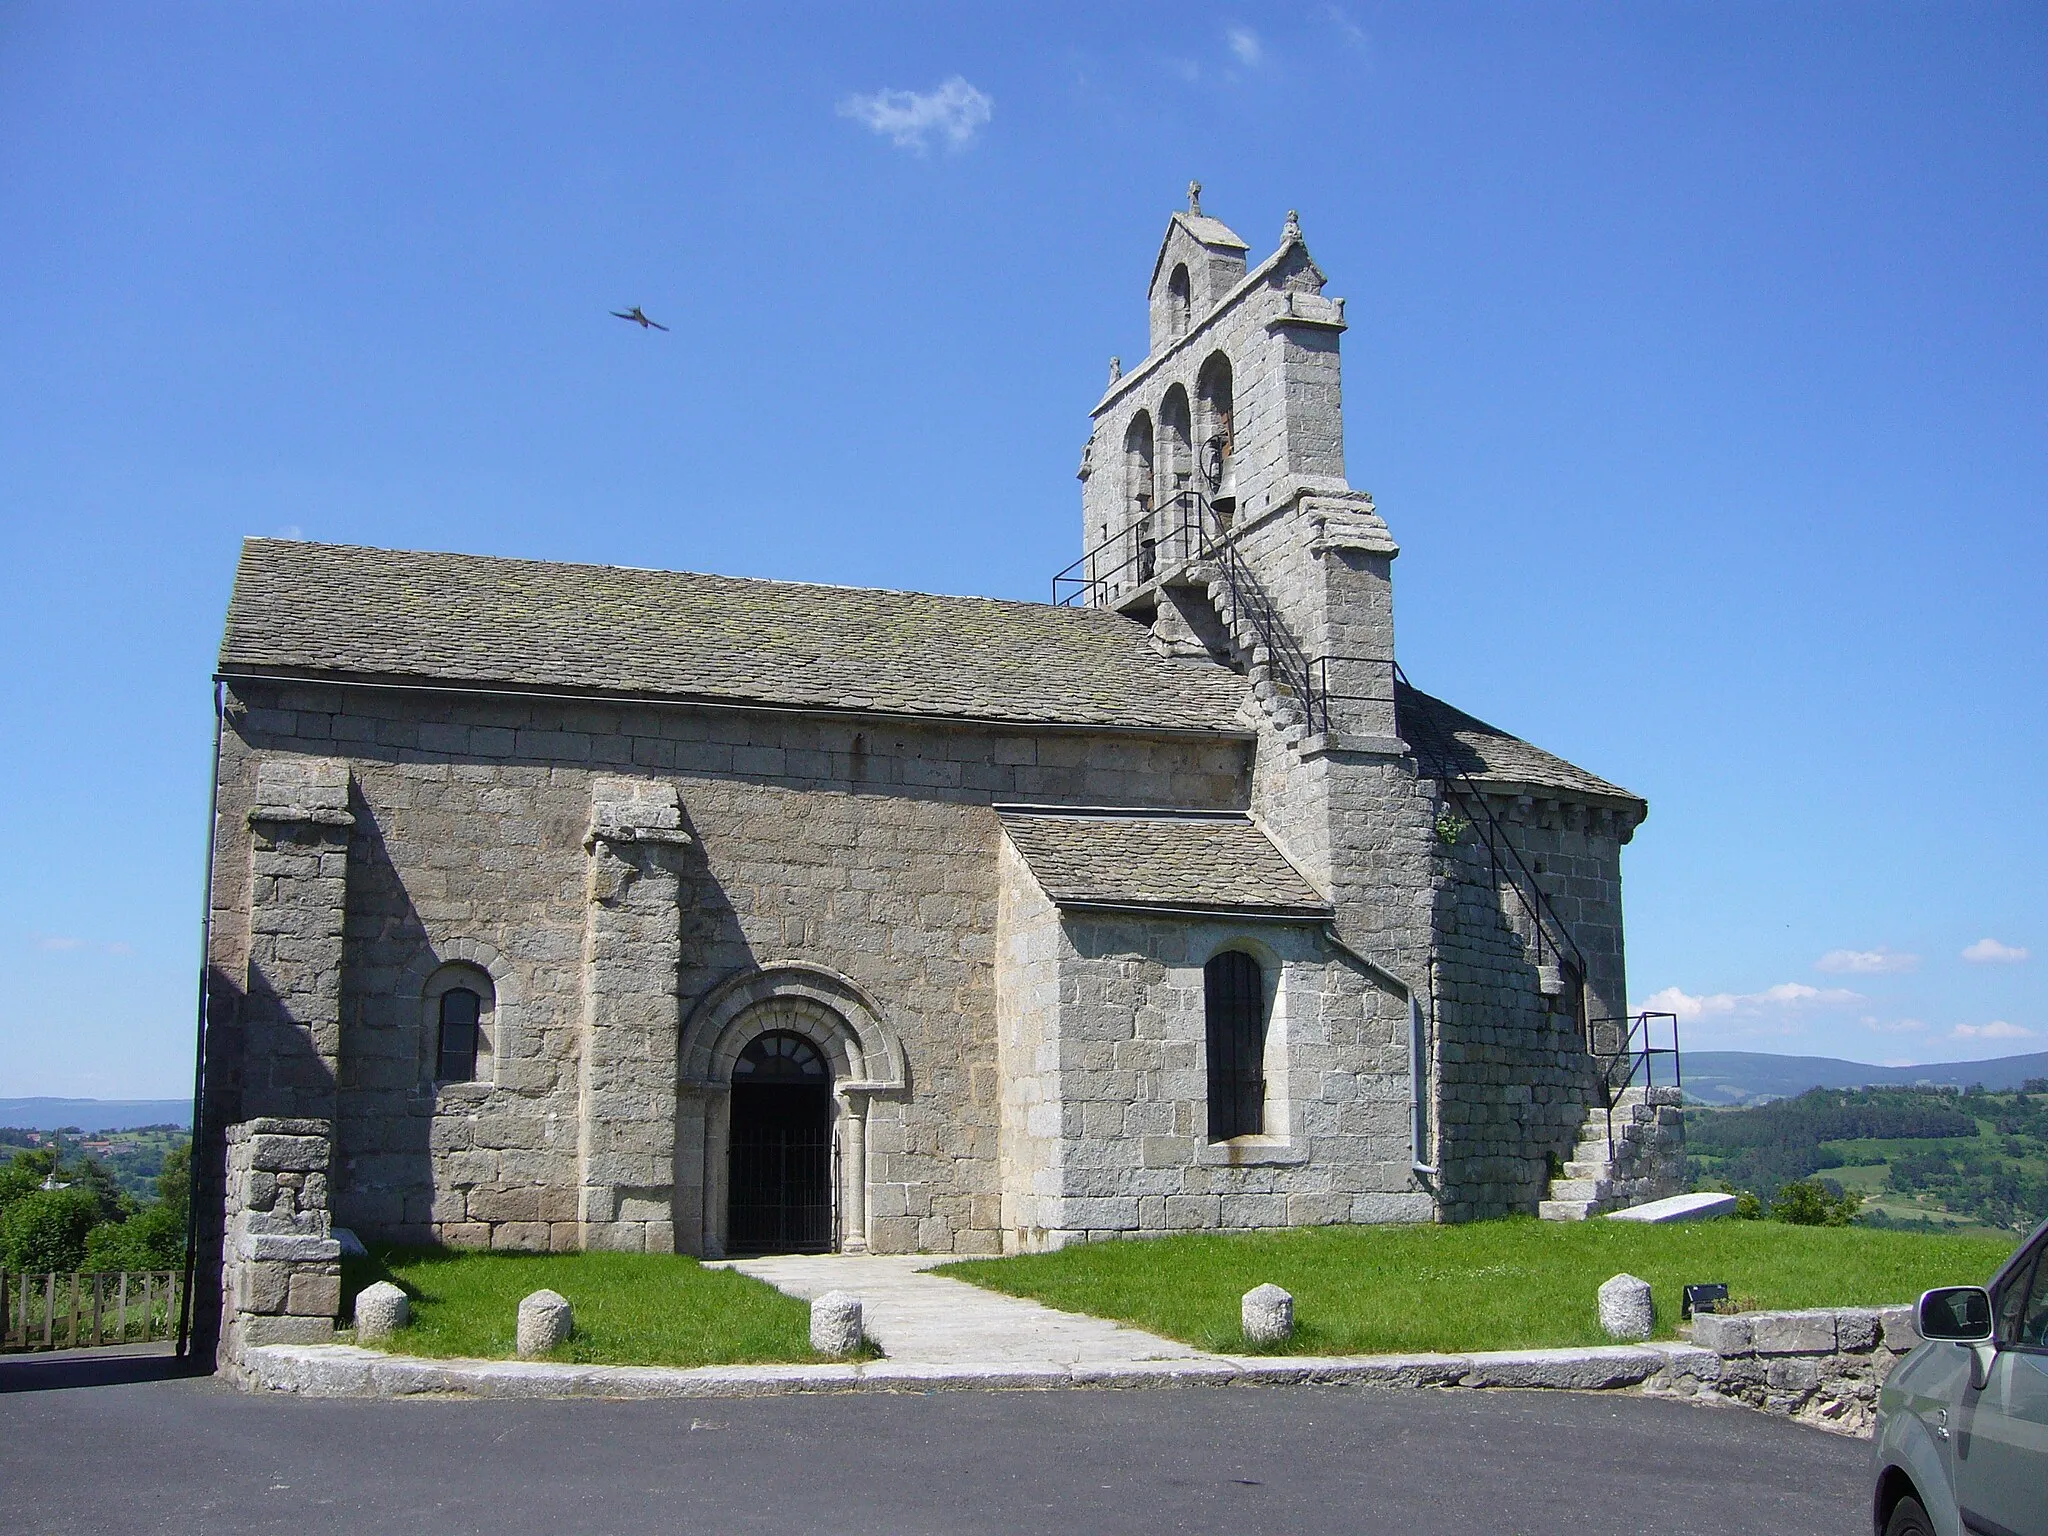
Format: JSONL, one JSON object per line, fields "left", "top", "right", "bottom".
{"left": 1585, "top": 1010, "right": 1683, "bottom": 1158}
{"left": 1053, "top": 491, "right": 1319, "bottom": 738}
{"left": 1051, "top": 494, "right": 1209, "bottom": 608}
{"left": 2, "top": 1269, "right": 185, "bottom": 1352}
{"left": 1303, "top": 654, "right": 1397, "bottom": 737}
{"left": 1395, "top": 659, "right": 1590, "bottom": 995}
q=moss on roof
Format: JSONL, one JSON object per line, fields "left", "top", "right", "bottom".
{"left": 219, "top": 539, "right": 1253, "bottom": 734}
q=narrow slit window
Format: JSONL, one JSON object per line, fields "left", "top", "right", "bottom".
{"left": 437, "top": 987, "right": 482, "bottom": 1082}
{"left": 1205, "top": 951, "right": 1266, "bottom": 1140}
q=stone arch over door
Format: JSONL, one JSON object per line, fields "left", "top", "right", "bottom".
{"left": 678, "top": 962, "right": 908, "bottom": 1258}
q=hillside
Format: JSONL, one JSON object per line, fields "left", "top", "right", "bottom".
{"left": 1687, "top": 1082, "right": 2048, "bottom": 1235}
{"left": 0, "top": 1097, "right": 191, "bottom": 1131}
{"left": 1679, "top": 1050, "right": 2048, "bottom": 1107}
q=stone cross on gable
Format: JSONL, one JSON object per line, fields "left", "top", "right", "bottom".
{"left": 1188, "top": 180, "right": 1202, "bottom": 216}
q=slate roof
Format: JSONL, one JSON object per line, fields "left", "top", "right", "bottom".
{"left": 997, "top": 808, "right": 1330, "bottom": 917}
{"left": 1397, "top": 683, "right": 1642, "bottom": 809}
{"left": 218, "top": 539, "right": 1253, "bottom": 734}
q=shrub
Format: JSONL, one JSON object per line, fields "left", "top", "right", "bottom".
{"left": 0, "top": 1187, "right": 100, "bottom": 1271}
{"left": 83, "top": 1202, "right": 187, "bottom": 1272}
{"left": 1772, "top": 1179, "right": 1862, "bottom": 1227}
{"left": 1733, "top": 1189, "right": 1764, "bottom": 1220}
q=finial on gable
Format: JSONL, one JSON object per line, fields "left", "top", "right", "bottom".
{"left": 1188, "top": 180, "right": 1203, "bottom": 216}
{"left": 1108, "top": 355, "right": 1122, "bottom": 384}
{"left": 1283, "top": 209, "right": 1302, "bottom": 243}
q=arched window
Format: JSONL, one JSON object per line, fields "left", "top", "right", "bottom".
{"left": 437, "top": 987, "right": 483, "bottom": 1082}
{"left": 1204, "top": 951, "right": 1266, "bottom": 1140}
{"left": 423, "top": 961, "right": 496, "bottom": 1086}
{"left": 734, "top": 1030, "right": 828, "bottom": 1081}
{"left": 1197, "top": 352, "right": 1236, "bottom": 517}
{"left": 1168, "top": 264, "right": 1192, "bottom": 337}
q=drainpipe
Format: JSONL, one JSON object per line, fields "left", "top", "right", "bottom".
{"left": 177, "top": 682, "right": 226, "bottom": 1358}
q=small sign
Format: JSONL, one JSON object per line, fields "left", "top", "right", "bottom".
{"left": 1682, "top": 1283, "right": 1730, "bottom": 1320}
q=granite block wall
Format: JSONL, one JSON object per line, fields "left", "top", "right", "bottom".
{"left": 1426, "top": 790, "right": 1637, "bottom": 1221}
{"left": 995, "top": 868, "right": 1429, "bottom": 1251}
{"left": 206, "top": 679, "right": 1252, "bottom": 1260}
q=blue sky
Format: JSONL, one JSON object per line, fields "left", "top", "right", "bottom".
{"left": 1, "top": 4, "right": 2041, "bottom": 1096}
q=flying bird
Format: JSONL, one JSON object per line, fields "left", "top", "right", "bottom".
{"left": 611, "top": 305, "right": 669, "bottom": 331}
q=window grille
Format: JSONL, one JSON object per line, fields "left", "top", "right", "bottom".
{"left": 437, "top": 987, "right": 482, "bottom": 1082}
{"left": 1204, "top": 951, "right": 1266, "bottom": 1140}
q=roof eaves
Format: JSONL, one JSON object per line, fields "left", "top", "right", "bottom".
{"left": 215, "top": 664, "right": 1261, "bottom": 741}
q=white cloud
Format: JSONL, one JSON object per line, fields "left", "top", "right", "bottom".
{"left": 1639, "top": 980, "right": 1861, "bottom": 1024}
{"left": 1324, "top": 5, "right": 1370, "bottom": 49}
{"left": 277, "top": 524, "right": 304, "bottom": 540}
{"left": 1816, "top": 947, "right": 1919, "bottom": 975}
{"left": 1951, "top": 1020, "right": 2037, "bottom": 1042}
{"left": 837, "top": 76, "right": 992, "bottom": 154}
{"left": 1861, "top": 1016, "right": 1928, "bottom": 1035}
{"left": 1226, "top": 26, "right": 1263, "bottom": 65}
{"left": 31, "top": 934, "right": 130, "bottom": 956}
{"left": 1962, "top": 937, "right": 2029, "bottom": 965}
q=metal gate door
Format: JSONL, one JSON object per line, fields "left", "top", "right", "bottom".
{"left": 727, "top": 1082, "right": 833, "bottom": 1255}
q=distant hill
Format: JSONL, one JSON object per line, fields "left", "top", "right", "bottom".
{"left": 0, "top": 1098, "right": 191, "bottom": 1131}
{"left": 1680, "top": 1051, "right": 2048, "bottom": 1108}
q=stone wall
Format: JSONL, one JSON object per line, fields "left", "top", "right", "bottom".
{"left": 207, "top": 679, "right": 1251, "bottom": 1260}
{"left": 1663, "top": 1305, "right": 1925, "bottom": 1436}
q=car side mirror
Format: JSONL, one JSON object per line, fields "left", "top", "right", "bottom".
{"left": 1918, "top": 1286, "right": 1993, "bottom": 1342}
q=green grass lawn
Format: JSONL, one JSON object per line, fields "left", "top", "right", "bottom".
{"left": 938, "top": 1218, "right": 2023, "bottom": 1357}
{"left": 339, "top": 1248, "right": 830, "bottom": 1367}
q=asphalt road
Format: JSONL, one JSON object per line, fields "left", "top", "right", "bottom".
{"left": 2, "top": 1353, "right": 1871, "bottom": 1535}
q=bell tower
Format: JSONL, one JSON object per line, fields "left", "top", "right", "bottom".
{"left": 1074, "top": 191, "right": 1400, "bottom": 749}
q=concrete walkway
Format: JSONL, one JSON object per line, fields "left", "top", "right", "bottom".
{"left": 716, "top": 1253, "right": 1208, "bottom": 1367}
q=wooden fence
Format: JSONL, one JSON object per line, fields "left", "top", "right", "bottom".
{"left": 0, "top": 1270, "right": 184, "bottom": 1352}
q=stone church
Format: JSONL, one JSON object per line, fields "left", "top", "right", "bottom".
{"left": 198, "top": 192, "right": 1667, "bottom": 1356}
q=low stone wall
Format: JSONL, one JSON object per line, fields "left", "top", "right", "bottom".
{"left": 1649, "top": 1305, "right": 1923, "bottom": 1436}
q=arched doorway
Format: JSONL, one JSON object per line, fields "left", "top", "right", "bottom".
{"left": 725, "top": 1030, "right": 834, "bottom": 1254}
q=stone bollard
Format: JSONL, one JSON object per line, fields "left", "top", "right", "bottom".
{"left": 1242, "top": 1283, "right": 1295, "bottom": 1346}
{"left": 1598, "top": 1273, "right": 1655, "bottom": 1341}
{"left": 517, "top": 1289, "right": 574, "bottom": 1357}
{"left": 810, "top": 1291, "right": 865, "bottom": 1357}
{"left": 352, "top": 1281, "right": 410, "bottom": 1343}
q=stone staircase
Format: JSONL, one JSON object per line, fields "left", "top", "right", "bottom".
{"left": 1186, "top": 563, "right": 1313, "bottom": 743}
{"left": 1538, "top": 1085, "right": 1686, "bottom": 1220}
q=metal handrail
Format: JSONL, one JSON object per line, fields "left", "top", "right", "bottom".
{"left": 1585, "top": 1010, "right": 1682, "bottom": 1159}
{"left": 1052, "top": 491, "right": 1318, "bottom": 731}
{"left": 1051, "top": 495, "right": 1205, "bottom": 607}
{"left": 1394, "top": 659, "right": 1590, "bottom": 990}
{"left": 1303, "top": 653, "right": 1396, "bottom": 737}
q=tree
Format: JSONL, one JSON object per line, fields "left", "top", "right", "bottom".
{"left": 77, "top": 1141, "right": 193, "bottom": 1272}
{"left": 0, "top": 1186, "right": 100, "bottom": 1271}
{"left": 0, "top": 1148, "right": 59, "bottom": 1217}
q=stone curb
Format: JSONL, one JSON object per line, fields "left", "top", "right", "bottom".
{"left": 240, "top": 1341, "right": 1713, "bottom": 1401}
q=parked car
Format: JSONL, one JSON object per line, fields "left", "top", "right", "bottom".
{"left": 1872, "top": 1216, "right": 2048, "bottom": 1536}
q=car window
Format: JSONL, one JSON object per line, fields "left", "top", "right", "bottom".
{"left": 2019, "top": 1251, "right": 2048, "bottom": 1349}
{"left": 1995, "top": 1243, "right": 2043, "bottom": 1347}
